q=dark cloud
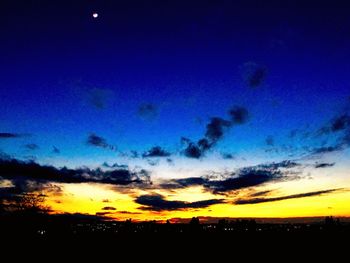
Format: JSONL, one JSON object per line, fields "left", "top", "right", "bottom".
{"left": 95, "top": 212, "right": 112, "bottom": 216}
{"left": 228, "top": 106, "right": 249, "bottom": 124}
{"left": 116, "top": 211, "right": 142, "bottom": 215}
{"left": 181, "top": 138, "right": 206, "bottom": 159}
{"left": 87, "top": 88, "right": 113, "bottom": 109}
{"left": 142, "top": 146, "right": 171, "bottom": 158}
{"left": 24, "top": 144, "right": 39, "bottom": 150}
{"left": 146, "top": 159, "right": 159, "bottom": 166}
{"left": 313, "top": 108, "right": 350, "bottom": 155}
{"left": 181, "top": 106, "right": 249, "bottom": 159}
{"left": 221, "top": 153, "right": 235, "bottom": 159}
{"left": 205, "top": 117, "right": 231, "bottom": 143}
{"left": 135, "top": 194, "right": 224, "bottom": 211}
{"left": 234, "top": 188, "right": 341, "bottom": 205}
{"left": 311, "top": 145, "right": 343, "bottom": 155}
{"left": 102, "top": 162, "right": 128, "bottom": 169}
{"left": 206, "top": 168, "right": 283, "bottom": 194}
{"left": 241, "top": 62, "right": 267, "bottom": 88}
{"left": 249, "top": 190, "right": 274, "bottom": 197}
{"left": 87, "top": 133, "right": 116, "bottom": 151}
{"left": 166, "top": 158, "right": 174, "bottom": 165}
{"left": 130, "top": 150, "right": 139, "bottom": 158}
{"left": 314, "top": 162, "right": 335, "bottom": 168}
{"left": 162, "top": 160, "right": 300, "bottom": 193}
{"left": 101, "top": 206, "right": 116, "bottom": 211}
{"left": 258, "top": 160, "right": 300, "bottom": 169}
{"left": 137, "top": 103, "right": 158, "bottom": 120}
{"left": 52, "top": 146, "right": 60, "bottom": 154}
{"left": 0, "top": 158, "right": 151, "bottom": 190}
{"left": 0, "top": 133, "right": 29, "bottom": 139}
{"left": 330, "top": 114, "right": 350, "bottom": 132}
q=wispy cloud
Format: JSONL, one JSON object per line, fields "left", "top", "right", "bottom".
{"left": 0, "top": 133, "right": 30, "bottom": 139}
{"left": 241, "top": 62, "right": 267, "bottom": 88}
{"left": 234, "top": 188, "right": 342, "bottom": 205}
{"left": 86, "top": 88, "right": 114, "bottom": 109}
{"left": 137, "top": 103, "right": 158, "bottom": 120}
{"left": 314, "top": 162, "right": 335, "bottom": 168}
{"left": 24, "top": 143, "right": 39, "bottom": 150}
{"left": 161, "top": 160, "right": 300, "bottom": 194}
{"left": 142, "top": 146, "right": 171, "bottom": 158}
{"left": 87, "top": 133, "right": 116, "bottom": 151}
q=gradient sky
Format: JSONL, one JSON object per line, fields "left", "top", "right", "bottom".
{"left": 1, "top": 0, "right": 350, "bottom": 221}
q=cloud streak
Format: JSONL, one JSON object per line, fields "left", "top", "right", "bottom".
{"left": 0, "top": 133, "right": 29, "bottom": 139}
{"left": 142, "top": 146, "right": 171, "bottom": 158}
{"left": 161, "top": 160, "right": 299, "bottom": 194}
{"left": 87, "top": 133, "right": 116, "bottom": 151}
{"left": 234, "top": 188, "right": 341, "bottom": 205}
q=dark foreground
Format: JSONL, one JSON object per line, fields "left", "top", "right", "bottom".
{"left": 1, "top": 212, "right": 349, "bottom": 239}
{"left": 1, "top": 215, "right": 349, "bottom": 259}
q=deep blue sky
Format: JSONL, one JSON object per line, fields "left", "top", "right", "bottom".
{"left": 1, "top": 0, "right": 350, "bottom": 168}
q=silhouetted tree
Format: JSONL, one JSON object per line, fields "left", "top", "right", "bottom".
{"left": 12, "top": 192, "right": 49, "bottom": 214}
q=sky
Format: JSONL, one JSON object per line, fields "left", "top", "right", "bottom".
{"left": 1, "top": 0, "right": 350, "bottom": 221}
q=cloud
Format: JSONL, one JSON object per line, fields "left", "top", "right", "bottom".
{"left": 241, "top": 62, "right": 267, "bottom": 88}
{"left": 330, "top": 114, "right": 350, "bottom": 132}
{"left": 234, "top": 188, "right": 341, "bottom": 205}
{"left": 87, "top": 133, "right": 116, "bottom": 151}
{"left": 142, "top": 146, "right": 171, "bottom": 158}
{"left": 181, "top": 137, "right": 206, "bottom": 159}
{"left": 116, "top": 211, "right": 142, "bottom": 215}
{"left": 86, "top": 88, "right": 114, "bottom": 109}
{"left": 312, "top": 108, "right": 350, "bottom": 155}
{"left": 0, "top": 158, "right": 151, "bottom": 189}
{"left": 95, "top": 212, "right": 113, "bottom": 216}
{"left": 162, "top": 160, "right": 300, "bottom": 193}
{"left": 52, "top": 146, "right": 60, "bottom": 154}
{"left": 101, "top": 206, "right": 116, "bottom": 211}
{"left": 24, "top": 144, "right": 39, "bottom": 150}
{"left": 205, "top": 117, "right": 232, "bottom": 143}
{"left": 249, "top": 190, "right": 274, "bottom": 197}
{"left": 181, "top": 106, "right": 249, "bottom": 159}
{"left": 146, "top": 159, "right": 159, "bottom": 166}
{"left": 205, "top": 168, "right": 284, "bottom": 194}
{"left": 135, "top": 194, "right": 224, "bottom": 211}
{"left": 311, "top": 145, "right": 343, "bottom": 155}
{"left": 221, "top": 153, "right": 235, "bottom": 159}
{"left": 258, "top": 160, "right": 300, "bottom": 169}
{"left": 314, "top": 162, "right": 335, "bottom": 168}
{"left": 166, "top": 158, "right": 174, "bottom": 165}
{"left": 228, "top": 106, "right": 249, "bottom": 124}
{"left": 0, "top": 133, "right": 29, "bottom": 139}
{"left": 102, "top": 162, "right": 128, "bottom": 169}
{"left": 137, "top": 103, "right": 158, "bottom": 120}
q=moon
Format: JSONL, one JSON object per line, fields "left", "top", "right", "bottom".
{"left": 92, "top": 13, "right": 98, "bottom": 18}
